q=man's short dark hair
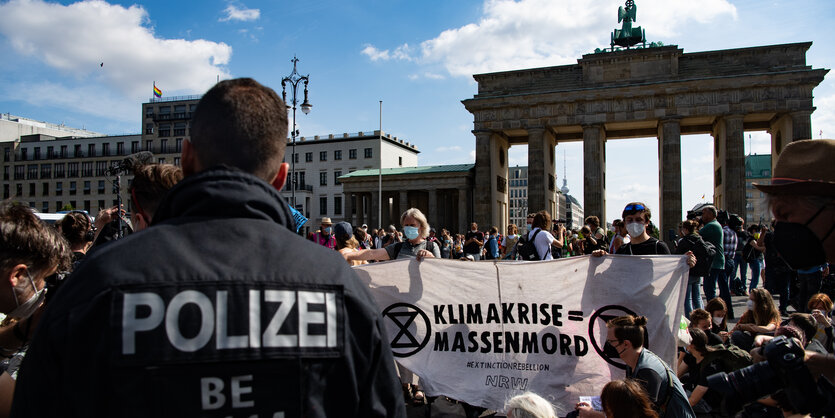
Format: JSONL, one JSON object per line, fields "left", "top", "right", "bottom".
{"left": 130, "top": 163, "right": 183, "bottom": 220}
{"left": 190, "top": 78, "right": 288, "bottom": 180}
{"left": 621, "top": 202, "right": 651, "bottom": 221}
{"left": 0, "top": 202, "right": 71, "bottom": 277}
{"left": 607, "top": 315, "right": 647, "bottom": 348}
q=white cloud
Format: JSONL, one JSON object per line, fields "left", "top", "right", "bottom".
{"left": 0, "top": 0, "right": 232, "bottom": 98}
{"left": 363, "top": 0, "right": 737, "bottom": 77}
{"left": 2, "top": 81, "right": 136, "bottom": 124}
{"left": 435, "top": 145, "right": 463, "bottom": 152}
{"left": 219, "top": 4, "right": 260, "bottom": 22}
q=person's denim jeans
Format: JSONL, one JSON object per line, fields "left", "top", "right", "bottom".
{"left": 747, "top": 259, "right": 762, "bottom": 291}
{"left": 705, "top": 268, "right": 735, "bottom": 318}
{"left": 684, "top": 276, "right": 703, "bottom": 316}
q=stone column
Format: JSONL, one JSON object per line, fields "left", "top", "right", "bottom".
{"left": 458, "top": 188, "right": 468, "bottom": 234}
{"left": 791, "top": 110, "right": 813, "bottom": 141}
{"left": 370, "top": 190, "right": 380, "bottom": 231}
{"left": 527, "top": 128, "right": 554, "bottom": 214}
{"left": 473, "top": 130, "right": 493, "bottom": 227}
{"left": 427, "top": 188, "right": 438, "bottom": 227}
{"left": 357, "top": 193, "right": 366, "bottom": 227}
{"left": 583, "top": 125, "right": 607, "bottom": 223}
{"left": 399, "top": 190, "right": 409, "bottom": 217}
{"left": 344, "top": 192, "right": 354, "bottom": 225}
{"left": 658, "top": 118, "right": 682, "bottom": 245}
{"left": 725, "top": 115, "right": 746, "bottom": 219}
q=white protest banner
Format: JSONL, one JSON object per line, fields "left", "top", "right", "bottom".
{"left": 352, "top": 255, "right": 689, "bottom": 415}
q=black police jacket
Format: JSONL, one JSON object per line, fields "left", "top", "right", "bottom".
{"left": 12, "top": 167, "right": 406, "bottom": 418}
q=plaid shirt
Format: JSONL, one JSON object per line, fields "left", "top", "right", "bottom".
{"left": 722, "top": 225, "right": 737, "bottom": 259}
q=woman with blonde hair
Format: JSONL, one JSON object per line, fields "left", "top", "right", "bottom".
{"left": 505, "top": 392, "right": 555, "bottom": 418}
{"left": 344, "top": 208, "right": 440, "bottom": 262}
{"left": 730, "top": 288, "right": 781, "bottom": 351}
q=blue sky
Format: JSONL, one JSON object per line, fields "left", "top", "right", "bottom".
{"left": 0, "top": 0, "right": 832, "bottom": 223}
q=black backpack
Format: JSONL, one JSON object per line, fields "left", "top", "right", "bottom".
{"left": 688, "top": 235, "right": 717, "bottom": 277}
{"left": 516, "top": 230, "right": 544, "bottom": 261}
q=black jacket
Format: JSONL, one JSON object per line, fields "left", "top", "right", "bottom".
{"left": 12, "top": 168, "right": 405, "bottom": 418}
{"left": 675, "top": 234, "right": 712, "bottom": 278}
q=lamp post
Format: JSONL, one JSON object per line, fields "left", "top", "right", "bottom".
{"left": 281, "top": 56, "right": 312, "bottom": 210}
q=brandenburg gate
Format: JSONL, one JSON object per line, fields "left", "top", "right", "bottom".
{"left": 462, "top": 41, "right": 827, "bottom": 240}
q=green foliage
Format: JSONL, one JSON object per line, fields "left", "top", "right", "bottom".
{"left": 60, "top": 204, "right": 74, "bottom": 211}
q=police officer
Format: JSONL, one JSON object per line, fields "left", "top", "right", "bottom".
{"left": 12, "top": 79, "right": 405, "bottom": 418}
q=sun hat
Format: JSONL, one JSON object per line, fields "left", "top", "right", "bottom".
{"left": 754, "top": 139, "right": 835, "bottom": 196}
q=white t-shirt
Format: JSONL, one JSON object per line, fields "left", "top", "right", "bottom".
{"left": 528, "top": 228, "right": 556, "bottom": 260}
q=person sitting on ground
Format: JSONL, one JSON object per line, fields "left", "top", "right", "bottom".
{"left": 334, "top": 222, "right": 366, "bottom": 267}
{"left": 576, "top": 315, "right": 695, "bottom": 418}
{"left": 504, "top": 391, "right": 556, "bottom": 418}
{"left": 688, "top": 309, "right": 724, "bottom": 345}
{"left": 753, "top": 313, "right": 828, "bottom": 354}
{"left": 344, "top": 208, "right": 440, "bottom": 262}
{"left": 730, "top": 288, "right": 780, "bottom": 351}
{"left": 807, "top": 293, "right": 834, "bottom": 352}
{"left": 128, "top": 163, "right": 183, "bottom": 232}
{"left": 705, "top": 297, "right": 729, "bottom": 340}
{"left": 599, "top": 379, "right": 659, "bottom": 418}
{"left": 677, "top": 328, "right": 752, "bottom": 412}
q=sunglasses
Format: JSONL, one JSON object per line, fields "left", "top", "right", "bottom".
{"left": 623, "top": 204, "right": 646, "bottom": 212}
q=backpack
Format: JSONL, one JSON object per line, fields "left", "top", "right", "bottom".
{"left": 516, "top": 230, "right": 544, "bottom": 261}
{"left": 688, "top": 235, "right": 716, "bottom": 277}
{"left": 392, "top": 240, "right": 437, "bottom": 260}
{"left": 700, "top": 344, "right": 753, "bottom": 375}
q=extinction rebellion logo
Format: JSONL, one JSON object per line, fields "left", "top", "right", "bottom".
{"left": 382, "top": 303, "right": 431, "bottom": 358}
{"left": 588, "top": 305, "right": 649, "bottom": 370}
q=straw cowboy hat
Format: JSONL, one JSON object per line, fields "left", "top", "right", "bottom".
{"left": 754, "top": 139, "right": 835, "bottom": 197}
{"left": 320, "top": 217, "right": 333, "bottom": 225}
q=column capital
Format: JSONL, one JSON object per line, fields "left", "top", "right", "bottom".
{"left": 659, "top": 116, "right": 683, "bottom": 124}
{"left": 790, "top": 109, "right": 814, "bottom": 117}
{"left": 581, "top": 123, "right": 606, "bottom": 130}
{"left": 719, "top": 114, "right": 745, "bottom": 122}
{"left": 472, "top": 129, "right": 494, "bottom": 137}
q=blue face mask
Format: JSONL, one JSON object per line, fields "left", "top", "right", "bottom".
{"left": 403, "top": 226, "right": 420, "bottom": 240}
{"left": 323, "top": 227, "right": 332, "bottom": 234}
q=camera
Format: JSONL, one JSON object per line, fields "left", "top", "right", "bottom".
{"left": 685, "top": 209, "right": 702, "bottom": 221}
{"left": 707, "top": 336, "right": 835, "bottom": 416}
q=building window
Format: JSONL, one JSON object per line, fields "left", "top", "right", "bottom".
{"left": 319, "top": 172, "right": 327, "bottom": 186}
{"left": 2, "top": 185, "right": 7, "bottom": 199}
{"left": 294, "top": 153, "right": 299, "bottom": 164}
{"left": 319, "top": 151, "right": 327, "bottom": 162}
{"left": 56, "top": 182, "right": 62, "bottom": 196}
{"left": 81, "top": 162, "right": 93, "bottom": 177}
{"left": 29, "top": 183, "right": 35, "bottom": 197}
{"left": 15, "top": 184, "right": 22, "bottom": 197}
{"left": 47, "top": 146, "right": 54, "bottom": 158}
{"left": 27, "top": 164, "right": 38, "bottom": 179}
{"left": 83, "top": 181, "right": 91, "bottom": 195}
{"left": 117, "top": 142, "right": 125, "bottom": 155}
{"left": 20, "top": 148, "right": 28, "bottom": 161}
{"left": 102, "top": 143, "right": 110, "bottom": 156}
{"left": 145, "top": 106, "right": 154, "bottom": 117}
{"left": 95, "top": 161, "right": 107, "bottom": 176}
{"left": 98, "top": 180, "right": 105, "bottom": 194}
{"left": 2, "top": 166, "right": 7, "bottom": 180}
{"left": 364, "top": 148, "right": 372, "bottom": 158}
{"left": 40, "top": 164, "right": 51, "bottom": 179}
{"left": 334, "top": 150, "right": 342, "bottom": 160}
{"left": 305, "top": 152, "right": 313, "bottom": 162}
{"left": 158, "top": 124, "right": 170, "bottom": 137}
{"left": 349, "top": 149, "right": 357, "bottom": 159}
{"left": 74, "top": 144, "right": 82, "bottom": 158}
{"left": 161, "top": 139, "right": 168, "bottom": 153}
{"left": 98, "top": 200, "right": 105, "bottom": 210}
{"left": 42, "top": 202, "right": 48, "bottom": 213}
{"left": 158, "top": 158, "right": 166, "bottom": 164}
{"left": 176, "top": 138, "right": 183, "bottom": 152}
{"left": 42, "top": 183, "right": 49, "bottom": 196}
{"left": 334, "top": 170, "right": 342, "bottom": 185}
{"left": 174, "top": 157, "right": 181, "bottom": 166}
{"left": 298, "top": 172, "right": 305, "bottom": 188}
{"left": 174, "top": 122, "right": 186, "bottom": 136}
{"left": 55, "top": 163, "right": 65, "bottom": 178}
{"left": 145, "top": 123, "right": 154, "bottom": 135}
{"left": 334, "top": 196, "right": 342, "bottom": 215}
{"left": 398, "top": 156, "right": 403, "bottom": 166}
{"left": 319, "top": 196, "right": 327, "bottom": 215}
{"left": 88, "top": 144, "right": 96, "bottom": 157}
{"left": 60, "top": 145, "right": 67, "bottom": 158}
{"left": 34, "top": 147, "right": 41, "bottom": 160}
{"left": 54, "top": 201, "right": 61, "bottom": 211}
{"left": 159, "top": 106, "right": 170, "bottom": 115}
{"left": 14, "top": 166, "right": 23, "bottom": 180}
{"left": 131, "top": 141, "right": 140, "bottom": 153}
{"left": 146, "top": 140, "right": 153, "bottom": 152}
{"left": 3, "top": 147, "right": 9, "bottom": 162}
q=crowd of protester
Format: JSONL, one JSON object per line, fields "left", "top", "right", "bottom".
{"left": 1, "top": 78, "right": 832, "bottom": 418}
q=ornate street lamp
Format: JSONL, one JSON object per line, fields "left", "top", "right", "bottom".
{"left": 281, "top": 56, "right": 312, "bottom": 209}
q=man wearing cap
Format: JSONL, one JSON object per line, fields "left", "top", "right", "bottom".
{"left": 312, "top": 217, "right": 336, "bottom": 249}
{"left": 13, "top": 78, "right": 405, "bottom": 418}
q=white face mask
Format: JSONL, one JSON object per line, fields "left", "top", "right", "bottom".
{"left": 747, "top": 300, "right": 755, "bottom": 311}
{"left": 625, "top": 222, "right": 645, "bottom": 238}
{"left": 712, "top": 316, "right": 723, "bottom": 326}
{"left": 8, "top": 272, "right": 47, "bottom": 320}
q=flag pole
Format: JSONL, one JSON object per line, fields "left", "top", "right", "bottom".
{"left": 378, "top": 100, "right": 382, "bottom": 230}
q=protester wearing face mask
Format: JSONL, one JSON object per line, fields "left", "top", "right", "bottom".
{"left": 312, "top": 217, "right": 336, "bottom": 249}
{"left": 344, "top": 208, "right": 440, "bottom": 263}
{"left": 730, "top": 288, "right": 780, "bottom": 351}
{"left": 0, "top": 202, "right": 71, "bottom": 417}
{"left": 575, "top": 315, "right": 695, "bottom": 418}
{"left": 592, "top": 203, "right": 695, "bottom": 262}
{"left": 705, "top": 297, "right": 729, "bottom": 341}
{"left": 463, "top": 222, "right": 485, "bottom": 261}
